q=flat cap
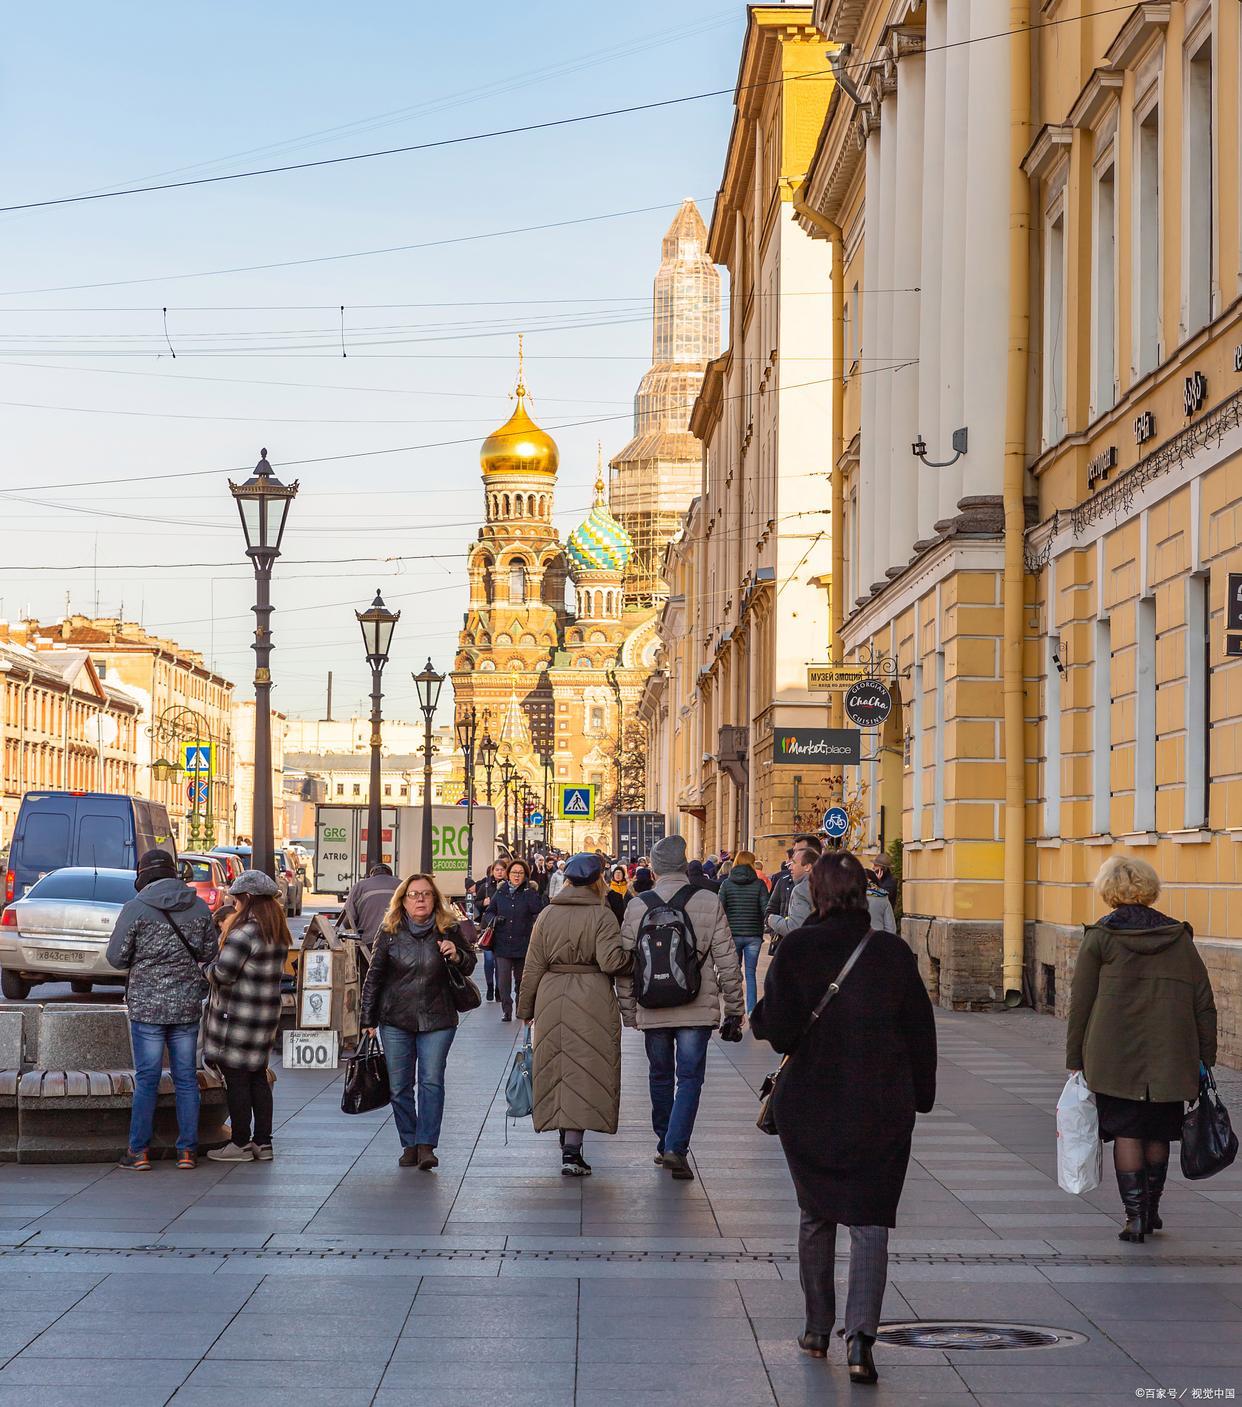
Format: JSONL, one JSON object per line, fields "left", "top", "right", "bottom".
{"left": 564, "top": 852, "right": 604, "bottom": 883}
{"left": 229, "top": 869, "right": 281, "bottom": 899}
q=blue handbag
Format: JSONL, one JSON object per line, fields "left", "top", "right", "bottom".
{"left": 506, "top": 1028, "right": 534, "bottom": 1120}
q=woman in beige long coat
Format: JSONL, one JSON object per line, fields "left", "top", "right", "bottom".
{"left": 517, "top": 852, "right": 631, "bottom": 1176}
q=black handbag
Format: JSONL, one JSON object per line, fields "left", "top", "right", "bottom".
{"left": 444, "top": 955, "right": 482, "bottom": 1014}
{"left": 340, "top": 1031, "right": 391, "bottom": 1115}
{"left": 1181, "top": 1067, "right": 1238, "bottom": 1180}
{"left": 757, "top": 933, "right": 871, "bottom": 1136}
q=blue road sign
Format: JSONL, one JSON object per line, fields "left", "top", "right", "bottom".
{"left": 823, "top": 806, "right": 849, "bottom": 839}
{"left": 529, "top": 811, "right": 544, "bottom": 826}
{"left": 186, "top": 780, "right": 209, "bottom": 805}
{"left": 183, "top": 743, "right": 213, "bottom": 774}
{"left": 557, "top": 784, "right": 595, "bottom": 820}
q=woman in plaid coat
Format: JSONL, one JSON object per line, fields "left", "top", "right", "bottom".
{"left": 203, "top": 871, "right": 290, "bottom": 1162}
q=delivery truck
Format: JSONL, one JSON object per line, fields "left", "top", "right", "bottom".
{"left": 314, "top": 804, "right": 497, "bottom": 899}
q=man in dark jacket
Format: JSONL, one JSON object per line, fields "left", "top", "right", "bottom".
{"left": 718, "top": 851, "right": 769, "bottom": 1014}
{"left": 343, "top": 864, "right": 399, "bottom": 942}
{"left": 106, "top": 849, "right": 217, "bottom": 1170}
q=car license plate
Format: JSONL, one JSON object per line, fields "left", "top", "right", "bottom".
{"left": 34, "top": 949, "right": 84, "bottom": 964}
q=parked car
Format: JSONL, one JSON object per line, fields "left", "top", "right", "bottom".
{"left": 211, "top": 845, "right": 301, "bottom": 916}
{"left": 210, "top": 850, "right": 246, "bottom": 886}
{"left": 0, "top": 867, "right": 136, "bottom": 998}
{"left": 4, "top": 792, "right": 174, "bottom": 911}
{"left": 178, "top": 852, "right": 229, "bottom": 914}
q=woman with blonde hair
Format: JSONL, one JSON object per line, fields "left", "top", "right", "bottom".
{"left": 1067, "top": 855, "right": 1217, "bottom": 1242}
{"left": 360, "top": 873, "right": 477, "bottom": 1169}
{"left": 204, "top": 871, "right": 291, "bottom": 1163}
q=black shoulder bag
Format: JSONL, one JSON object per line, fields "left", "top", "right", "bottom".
{"left": 756, "top": 932, "right": 871, "bottom": 1136}
{"left": 1181, "top": 1067, "right": 1238, "bottom": 1180}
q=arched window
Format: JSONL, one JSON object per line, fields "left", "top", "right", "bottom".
{"left": 509, "top": 559, "right": 527, "bottom": 602}
{"left": 527, "top": 494, "right": 536, "bottom": 517}
{"left": 502, "top": 493, "right": 511, "bottom": 517}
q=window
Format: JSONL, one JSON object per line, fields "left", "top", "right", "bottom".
{"left": 336, "top": 783, "right": 344, "bottom": 797}
{"left": 1092, "top": 617, "right": 1113, "bottom": 833}
{"left": 932, "top": 650, "right": 946, "bottom": 839}
{"left": 78, "top": 815, "right": 127, "bottom": 869}
{"left": 352, "top": 783, "right": 361, "bottom": 797}
{"left": 841, "top": 300, "right": 851, "bottom": 384}
{"left": 1044, "top": 635, "right": 1062, "bottom": 835}
{"left": 1134, "top": 102, "right": 1161, "bottom": 376}
{"left": 845, "top": 487, "right": 858, "bottom": 608}
{"left": 1091, "top": 160, "right": 1117, "bottom": 417}
{"left": 589, "top": 705, "right": 605, "bottom": 732}
{"left": 509, "top": 559, "right": 527, "bottom": 602}
{"left": 1134, "top": 596, "right": 1156, "bottom": 832}
{"left": 19, "top": 812, "right": 70, "bottom": 870}
{"left": 400, "top": 785, "right": 409, "bottom": 798}
{"left": 1042, "top": 204, "right": 1067, "bottom": 445}
{"left": 910, "top": 660, "right": 924, "bottom": 843}
{"left": 383, "top": 784, "right": 392, "bottom": 797}
{"left": 1184, "top": 575, "right": 1210, "bottom": 828}
{"left": 1183, "top": 33, "right": 1213, "bottom": 337}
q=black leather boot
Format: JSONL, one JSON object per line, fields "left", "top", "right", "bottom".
{"left": 1116, "top": 1169, "right": 1147, "bottom": 1242}
{"left": 797, "top": 1331, "right": 830, "bottom": 1358}
{"left": 847, "top": 1332, "right": 878, "bottom": 1384}
{"left": 1144, "top": 1161, "right": 1169, "bottom": 1233}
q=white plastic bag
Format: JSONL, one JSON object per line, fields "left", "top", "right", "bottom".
{"left": 1056, "top": 1072, "right": 1102, "bottom": 1194}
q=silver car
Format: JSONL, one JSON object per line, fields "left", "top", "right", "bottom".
{"left": 0, "top": 867, "right": 136, "bottom": 1000}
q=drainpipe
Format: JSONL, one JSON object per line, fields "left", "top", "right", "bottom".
{"left": 1001, "top": 3, "right": 1033, "bottom": 1006}
{"left": 792, "top": 187, "right": 845, "bottom": 730}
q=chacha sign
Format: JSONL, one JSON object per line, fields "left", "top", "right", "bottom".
{"left": 844, "top": 679, "right": 893, "bottom": 728}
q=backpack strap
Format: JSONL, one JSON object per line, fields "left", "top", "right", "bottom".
{"left": 667, "top": 884, "right": 698, "bottom": 912}
{"left": 637, "top": 890, "right": 664, "bottom": 915}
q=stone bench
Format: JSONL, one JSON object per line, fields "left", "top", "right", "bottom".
{"left": 0, "top": 1002, "right": 234, "bottom": 1164}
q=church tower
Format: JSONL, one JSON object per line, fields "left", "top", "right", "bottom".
{"left": 565, "top": 449, "right": 633, "bottom": 662}
{"left": 609, "top": 199, "right": 721, "bottom": 604}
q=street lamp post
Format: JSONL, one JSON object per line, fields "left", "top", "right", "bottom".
{"left": 497, "top": 754, "right": 516, "bottom": 857}
{"left": 540, "top": 751, "right": 552, "bottom": 852}
{"left": 228, "top": 450, "right": 298, "bottom": 878}
{"left": 479, "top": 729, "right": 497, "bottom": 804}
{"left": 455, "top": 706, "right": 478, "bottom": 881}
{"left": 413, "top": 658, "right": 445, "bottom": 874}
{"left": 356, "top": 589, "right": 400, "bottom": 871}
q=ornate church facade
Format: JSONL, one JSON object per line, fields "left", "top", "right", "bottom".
{"left": 451, "top": 201, "right": 719, "bottom": 852}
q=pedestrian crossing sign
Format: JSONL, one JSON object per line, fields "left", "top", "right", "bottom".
{"left": 557, "top": 784, "right": 595, "bottom": 820}
{"left": 182, "top": 742, "right": 213, "bottom": 774}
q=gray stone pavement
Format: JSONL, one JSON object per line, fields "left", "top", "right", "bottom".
{"left": 0, "top": 1001, "right": 1238, "bottom": 1406}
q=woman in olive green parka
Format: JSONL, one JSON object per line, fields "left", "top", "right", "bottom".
{"left": 1066, "top": 856, "right": 1217, "bottom": 1244}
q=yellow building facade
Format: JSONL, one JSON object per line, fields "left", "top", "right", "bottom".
{"left": 783, "top": 0, "right": 1242, "bottom": 1058}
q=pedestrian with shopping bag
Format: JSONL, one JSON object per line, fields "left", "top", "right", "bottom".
{"left": 750, "top": 852, "right": 936, "bottom": 1385}
{"left": 359, "top": 872, "right": 477, "bottom": 1170}
{"left": 202, "top": 871, "right": 290, "bottom": 1163}
{"left": 1066, "top": 855, "right": 1218, "bottom": 1241}
{"left": 517, "top": 852, "right": 631, "bottom": 1176}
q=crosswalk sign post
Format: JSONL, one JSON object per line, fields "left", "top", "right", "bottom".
{"left": 557, "top": 784, "right": 596, "bottom": 821}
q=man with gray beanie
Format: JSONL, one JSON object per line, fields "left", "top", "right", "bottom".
{"left": 617, "top": 834, "right": 745, "bottom": 1181}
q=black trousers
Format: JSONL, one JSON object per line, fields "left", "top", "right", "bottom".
{"left": 799, "top": 1212, "right": 888, "bottom": 1337}
{"left": 495, "top": 955, "right": 524, "bottom": 1016}
{"left": 220, "top": 1064, "right": 273, "bottom": 1146}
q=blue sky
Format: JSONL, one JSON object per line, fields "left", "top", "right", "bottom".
{"left": 0, "top": 2, "right": 750, "bottom": 720}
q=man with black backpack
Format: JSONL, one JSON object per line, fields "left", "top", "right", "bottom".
{"left": 617, "top": 834, "right": 745, "bottom": 1181}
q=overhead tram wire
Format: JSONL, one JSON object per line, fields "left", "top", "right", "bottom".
{"left": 0, "top": 361, "right": 916, "bottom": 498}
{"left": 0, "top": 2, "right": 1136, "bottom": 219}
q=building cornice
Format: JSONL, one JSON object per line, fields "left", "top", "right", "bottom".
{"left": 1105, "top": 3, "right": 1171, "bottom": 67}
{"left": 1021, "top": 123, "right": 1074, "bottom": 178}
{"left": 1068, "top": 67, "right": 1124, "bottom": 129}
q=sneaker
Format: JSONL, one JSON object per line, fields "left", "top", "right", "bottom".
{"left": 207, "top": 1141, "right": 255, "bottom": 1162}
{"left": 653, "top": 1150, "right": 665, "bottom": 1166}
{"left": 176, "top": 1151, "right": 198, "bottom": 1170}
{"left": 561, "top": 1149, "right": 592, "bottom": 1177}
{"left": 663, "top": 1151, "right": 694, "bottom": 1181}
{"left": 501, "top": 1011, "right": 513, "bottom": 1023}
{"left": 249, "top": 1144, "right": 274, "bottom": 1161}
{"left": 117, "top": 1150, "right": 150, "bottom": 1171}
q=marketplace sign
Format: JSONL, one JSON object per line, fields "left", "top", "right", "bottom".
{"left": 772, "top": 728, "right": 861, "bottom": 765}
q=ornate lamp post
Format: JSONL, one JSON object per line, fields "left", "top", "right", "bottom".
{"left": 539, "top": 750, "right": 552, "bottom": 852}
{"left": 479, "top": 728, "right": 497, "bottom": 804}
{"left": 497, "top": 752, "right": 516, "bottom": 856}
{"left": 413, "top": 658, "right": 445, "bottom": 873}
{"left": 455, "top": 706, "right": 479, "bottom": 880}
{"left": 228, "top": 450, "right": 297, "bottom": 877}
{"left": 356, "top": 589, "right": 400, "bottom": 870}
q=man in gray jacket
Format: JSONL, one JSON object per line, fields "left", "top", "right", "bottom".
{"left": 765, "top": 837, "right": 822, "bottom": 945}
{"left": 107, "top": 849, "right": 216, "bottom": 1170}
{"left": 617, "top": 834, "right": 745, "bottom": 1181}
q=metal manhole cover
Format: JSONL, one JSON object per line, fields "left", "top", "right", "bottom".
{"left": 877, "top": 1322, "right": 1087, "bottom": 1351}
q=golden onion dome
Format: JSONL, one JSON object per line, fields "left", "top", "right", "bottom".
{"left": 480, "top": 340, "right": 558, "bottom": 476}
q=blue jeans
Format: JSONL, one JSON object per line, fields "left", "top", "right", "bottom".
{"left": 734, "top": 935, "right": 762, "bottom": 1015}
{"left": 129, "top": 1020, "right": 199, "bottom": 1154}
{"left": 644, "top": 1026, "right": 711, "bottom": 1157}
{"left": 379, "top": 1024, "right": 455, "bottom": 1148}
{"left": 482, "top": 948, "right": 496, "bottom": 997}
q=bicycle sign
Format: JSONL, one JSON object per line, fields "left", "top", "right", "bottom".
{"left": 822, "top": 806, "right": 849, "bottom": 839}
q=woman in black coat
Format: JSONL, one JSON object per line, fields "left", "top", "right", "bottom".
{"left": 751, "top": 852, "right": 936, "bottom": 1385}
{"left": 489, "top": 859, "right": 544, "bottom": 1022}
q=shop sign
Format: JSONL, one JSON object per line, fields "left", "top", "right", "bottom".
{"left": 1228, "top": 573, "right": 1242, "bottom": 633}
{"left": 806, "top": 663, "right": 868, "bottom": 691}
{"left": 1234, "top": 344, "right": 1242, "bottom": 373}
{"left": 1184, "top": 371, "right": 1208, "bottom": 417}
{"left": 1227, "top": 635, "right": 1242, "bottom": 658}
{"left": 844, "top": 679, "right": 893, "bottom": 729}
{"left": 773, "top": 728, "right": 861, "bottom": 766}
{"left": 1134, "top": 410, "right": 1156, "bottom": 446}
{"left": 1087, "top": 444, "right": 1117, "bottom": 491}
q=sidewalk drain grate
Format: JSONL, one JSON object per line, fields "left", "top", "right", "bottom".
{"left": 877, "top": 1322, "right": 1087, "bottom": 1351}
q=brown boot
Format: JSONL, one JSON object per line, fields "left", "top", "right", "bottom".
{"left": 398, "top": 1147, "right": 418, "bottom": 1168}
{"left": 414, "top": 1144, "right": 439, "bottom": 1171}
